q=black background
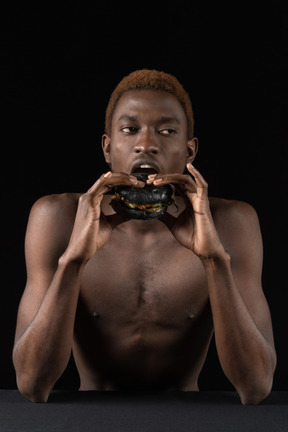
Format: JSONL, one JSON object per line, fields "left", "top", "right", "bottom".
{"left": 1, "top": 2, "right": 287, "bottom": 391}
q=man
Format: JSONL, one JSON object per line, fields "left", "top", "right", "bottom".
{"left": 13, "top": 69, "right": 276, "bottom": 404}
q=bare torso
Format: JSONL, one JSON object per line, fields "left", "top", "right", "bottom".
{"left": 65, "top": 193, "right": 215, "bottom": 391}
{"left": 13, "top": 85, "right": 276, "bottom": 404}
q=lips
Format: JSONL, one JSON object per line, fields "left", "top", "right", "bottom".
{"left": 131, "top": 161, "right": 160, "bottom": 175}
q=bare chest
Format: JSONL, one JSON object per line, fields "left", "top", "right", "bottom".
{"left": 79, "top": 232, "right": 209, "bottom": 327}
{"left": 73, "top": 230, "right": 213, "bottom": 389}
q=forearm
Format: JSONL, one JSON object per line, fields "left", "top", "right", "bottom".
{"left": 13, "top": 257, "right": 85, "bottom": 402}
{"left": 202, "top": 251, "right": 276, "bottom": 404}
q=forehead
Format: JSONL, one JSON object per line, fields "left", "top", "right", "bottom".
{"left": 112, "top": 90, "right": 187, "bottom": 125}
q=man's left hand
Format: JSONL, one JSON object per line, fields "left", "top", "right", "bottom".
{"left": 147, "top": 164, "right": 225, "bottom": 260}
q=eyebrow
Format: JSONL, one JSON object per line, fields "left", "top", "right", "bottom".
{"left": 117, "top": 115, "right": 181, "bottom": 124}
{"left": 158, "top": 116, "right": 181, "bottom": 124}
{"left": 117, "top": 115, "right": 139, "bottom": 122}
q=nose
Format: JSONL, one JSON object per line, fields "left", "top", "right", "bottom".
{"left": 134, "top": 128, "right": 159, "bottom": 155}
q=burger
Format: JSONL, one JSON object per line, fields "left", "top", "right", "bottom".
{"left": 110, "top": 173, "right": 175, "bottom": 220}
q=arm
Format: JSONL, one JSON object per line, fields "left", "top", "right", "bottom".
{"left": 201, "top": 201, "right": 276, "bottom": 405}
{"left": 13, "top": 194, "right": 83, "bottom": 403}
{"left": 13, "top": 172, "right": 144, "bottom": 402}
{"left": 148, "top": 165, "right": 276, "bottom": 405}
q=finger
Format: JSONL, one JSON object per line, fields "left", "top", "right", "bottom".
{"left": 186, "top": 163, "right": 208, "bottom": 199}
{"left": 105, "top": 172, "right": 146, "bottom": 188}
{"left": 88, "top": 172, "right": 145, "bottom": 195}
{"left": 147, "top": 173, "right": 197, "bottom": 194}
{"left": 87, "top": 171, "right": 113, "bottom": 194}
{"left": 147, "top": 173, "right": 186, "bottom": 185}
{"left": 186, "top": 164, "right": 208, "bottom": 186}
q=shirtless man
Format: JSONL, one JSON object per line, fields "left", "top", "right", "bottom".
{"left": 13, "top": 70, "right": 276, "bottom": 404}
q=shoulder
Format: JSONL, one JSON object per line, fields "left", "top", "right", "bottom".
{"left": 209, "top": 197, "right": 259, "bottom": 227}
{"left": 30, "top": 192, "right": 81, "bottom": 221}
{"left": 26, "top": 193, "right": 81, "bottom": 249}
{"left": 209, "top": 197, "right": 262, "bottom": 256}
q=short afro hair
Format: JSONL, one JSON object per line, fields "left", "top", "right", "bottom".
{"left": 105, "top": 69, "right": 195, "bottom": 140}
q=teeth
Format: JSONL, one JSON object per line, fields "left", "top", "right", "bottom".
{"left": 140, "top": 164, "right": 153, "bottom": 168}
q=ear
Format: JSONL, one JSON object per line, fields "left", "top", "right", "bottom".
{"left": 102, "top": 134, "right": 111, "bottom": 164}
{"left": 186, "top": 137, "right": 199, "bottom": 163}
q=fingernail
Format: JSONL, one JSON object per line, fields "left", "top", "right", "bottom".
{"left": 129, "top": 175, "right": 138, "bottom": 183}
{"left": 104, "top": 171, "right": 112, "bottom": 177}
{"left": 154, "top": 178, "right": 163, "bottom": 185}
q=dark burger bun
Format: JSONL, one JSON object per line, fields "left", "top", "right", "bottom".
{"left": 110, "top": 173, "right": 174, "bottom": 220}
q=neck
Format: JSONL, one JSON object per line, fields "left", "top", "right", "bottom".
{"left": 116, "top": 218, "right": 167, "bottom": 237}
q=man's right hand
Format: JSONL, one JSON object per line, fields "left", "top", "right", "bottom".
{"left": 62, "top": 171, "right": 145, "bottom": 264}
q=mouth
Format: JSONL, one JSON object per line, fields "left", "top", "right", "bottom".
{"left": 131, "top": 162, "right": 160, "bottom": 175}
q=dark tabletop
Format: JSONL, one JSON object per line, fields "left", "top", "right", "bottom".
{"left": 0, "top": 390, "right": 287, "bottom": 432}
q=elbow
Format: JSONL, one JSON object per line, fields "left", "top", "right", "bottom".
{"left": 239, "top": 386, "right": 271, "bottom": 405}
{"left": 13, "top": 350, "right": 56, "bottom": 403}
{"left": 239, "top": 354, "right": 277, "bottom": 405}
{"left": 237, "top": 373, "right": 275, "bottom": 405}
{"left": 15, "top": 373, "right": 52, "bottom": 403}
{"left": 232, "top": 349, "right": 277, "bottom": 405}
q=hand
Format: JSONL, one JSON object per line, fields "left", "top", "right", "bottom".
{"left": 64, "top": 172, "right": 145, "bottom": 263}
{"left": 147, "top": 164, "right": 224, "bottom": 259}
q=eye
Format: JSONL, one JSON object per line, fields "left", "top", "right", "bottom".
{"left": 121, "top": 126, "right": 138, "bottom": 134}
{"left": 159, "top": 128, "right": 177, "bottom": 136}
